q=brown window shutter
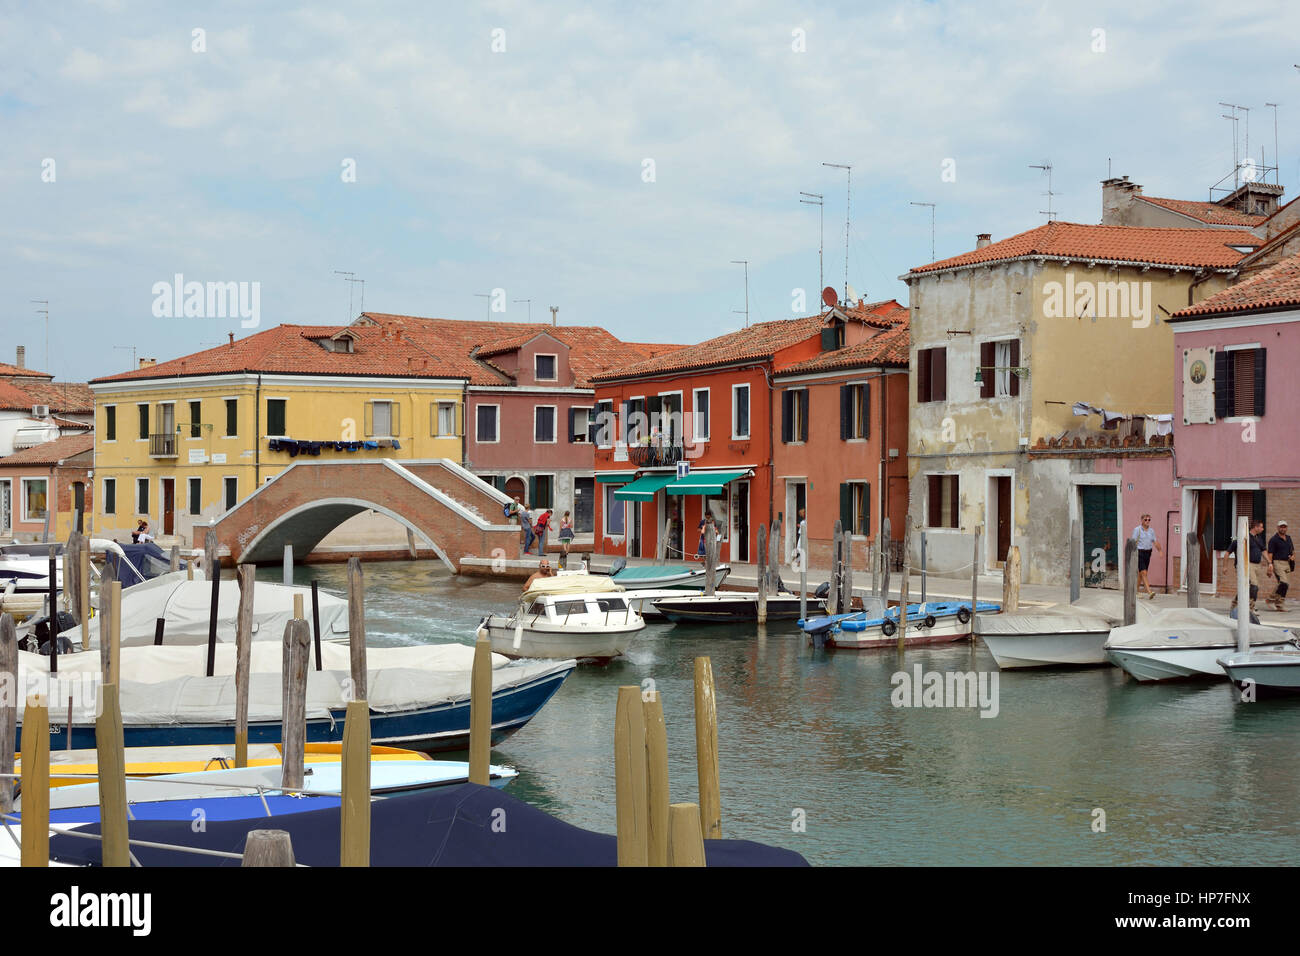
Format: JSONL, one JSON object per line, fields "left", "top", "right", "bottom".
{"left": 948, "top": 475, "right": 959, "bottom": 528}
{"left": 928, "top": 475, "right": 941, "bottom": 526}
{"left": 980, "top": 342, "right": 995, "bottom": 398}
{"left": 1009, "top": 340, "right": 1021, "bottom": 397}
{"left": 917, "top": 349, "right": 931, "bottom": 403}
{"left": 933, "top": 347, "right": 947, "bottom": 402}
{"left": 1233, "top": 351, "right": 1255, "bottom": 416}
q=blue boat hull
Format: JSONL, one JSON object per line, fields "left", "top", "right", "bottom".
{"left": 20, "top": 665, "right": 573, "bottom": 755}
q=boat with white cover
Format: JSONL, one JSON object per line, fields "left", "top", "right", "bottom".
{"left": 977, "top": 591, "right": 1152, "bottom": 669}
{"left": 478, "top": 573, "right": 644, "bottom": 662}
{"left": 1217, "top": 646, "right": 1300, "bottom": 693}
{"left": 606, "top": 562, "right": 731, "bottom": 591}
{"left": 1104, "top": 607, "right": 1297, "bottom": 682}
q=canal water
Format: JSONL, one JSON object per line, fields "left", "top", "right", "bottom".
{"left": 268, "top": 560, "right": 1300, "bottom": 866}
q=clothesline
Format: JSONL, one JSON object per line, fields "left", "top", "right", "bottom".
{"left": 267, "top": 438, "right": 401, "bottom": 457}
{"left": 1071, "top": 402, "right": 1173, "bottom": 435}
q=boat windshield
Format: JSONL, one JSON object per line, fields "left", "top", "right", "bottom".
{"left": 596, "top": 598, "right": 627, "bottom": 611}
{"left": 554, "top": 600, "right": 588, "bottom": 617}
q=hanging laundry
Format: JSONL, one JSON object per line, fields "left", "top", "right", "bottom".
{"left": 1152, "top": 413, "right": 1173, "bottom": 436}
{"left": 1101, "top": 410, "right": 1126, "bottom": 430}
{"left": 1072, "top": 402, "right": 1096, "bottom": 417}
{"left": 390, "top": 439, "right": 401, "bottom": 450}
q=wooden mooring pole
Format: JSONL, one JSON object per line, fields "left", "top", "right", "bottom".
{"left": 96, "top": 683, "right": 129, "bottom": 866}
{"left": 614, "top": 685, "right": 649, "bottom": 866}
{"left": 0, "top": 613, "right": 16, "bottom": 814}
{"left": 242, "top": 830, "right": 295, "bottom": 867}
{"left": 644, "top": 691, "right": 669, "bottom": 867}
{"left": 756, "top": 524, "right": 768, "bottom": 625}
{"left": 340, "top": 698, "right": 371, "bottom": 867}
{"left": 1186, "top": 531, "right": 1200, "bottom": 608}
{"left": 898, "top": 516, "right": 911, "bottom": 651}
{"left": 347, "top": 557, "right": 367, "bottom": 702}
{"left": 880, "top": 517, "right": 892, "bottom": 606}
{"left": 668, "top": 803, "right": 707, "bottom": 867}
{"left": 1122, "top": 538, "right": 1138, "bottom": 627}
{"left": 694, "top": 656, "right": 721, "bottom": 840}
{"left": 970, "top": 525, "right": 981, "bottom": 628}
{"left": 78, "top": 540, "right": 90, "bottom": 650}
{"left": 703, "top": 521, "right": 718, "bottom": 597}
{"left": 205, "top": 530, "right": 220, "bottom": 678}
{"left": 20, "top": 695, "right": 49, "bottom": 867}
{"left": 831, "top": 519, "right": 843, "bottom": 615}
{"left": 280, "top": 614, "right": 311, "bottom": 791}
{"left": 469, "top": 635, "right": 492, "bottom": 785}
{"left": 235, "top": 565, "right": 255, "bottom": 768}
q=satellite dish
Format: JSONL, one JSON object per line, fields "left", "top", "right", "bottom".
{"left": 846, "top": 283, "right": 859, "bottom": 305}
{"left": 821, "top": 286, "right": 838, "bottom": 308}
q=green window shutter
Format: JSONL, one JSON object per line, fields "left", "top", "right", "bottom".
{"left": 1254, "top": 348, "right": 1266, "bottom": 416}
{"left": 1213, "top": 490, "right": 1232, "bottom": 550}
{"left": 862, "top": 482, "right": 872, "bottom": 536}
{"left": 839, "top": 483, "right": 852, "bottom": 531}
{"left": 861, "top": 385, "right": 870, "bottom": 439}
{"left": 839, "top": 385, "right": 849, "bottom": 439}
{"left": 528, "top": 475, "right": 538, "bottom": 507}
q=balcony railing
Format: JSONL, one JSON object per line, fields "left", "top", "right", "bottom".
{"left": 629, "top": 442, "right": 685, "bottom": 468}
{"left": 149, "top": 433, "right": 178, "bottom": 457}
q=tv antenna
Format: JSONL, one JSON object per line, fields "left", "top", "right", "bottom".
{"left": 823, "top": 163, "right": 852, "bottom": 305}
{"left": 1265, "top": 103, "right": 1280, "bottom": 185}
{"left": 333, "top": 270, "right": 364, "bottom": 320}
{"left": 1029, "top": 162, "right": 1056, "bottom": 221}
{"left": 514, "top": 298, "right": 532, "bottom": 322}
{"left": 1219, "top": 103, "right": 1248, "bottom": 188}
{"left": 799, "top": 191, "right": 824, "bottom": 299}
{"left": 113, "top": 345, "right": 137, "bottom": 371}
{"left": 910, "top": 201, "right": 936, "bottom": 262}
{"left": 731, "top": 260, "right": 749, "bottom": 328}
{"left": 30, "top": 300, "right": 48, "bottom": 371}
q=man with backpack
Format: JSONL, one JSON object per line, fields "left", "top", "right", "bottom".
{"left": 533, "top": 509, "right": 553, "bottom": 557}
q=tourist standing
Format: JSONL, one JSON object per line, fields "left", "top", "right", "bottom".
{"left": 1229, "top": 518, "right": 1272, "bottom": 617}
{"left": 559, "top": 511, "right": 574, "bottom": 561}
{"left": 1130, "top": 514, "right": 1163, "bottom": 600}
{"left": 1267, "top": 520, "right": 1293, "bottom": 612}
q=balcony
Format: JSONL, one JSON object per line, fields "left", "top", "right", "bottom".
{"left": 149, "top": 433, "right": 178, "bottom": 457}
{"left": 629, "top": 442, "right": 685, "bottom": 468}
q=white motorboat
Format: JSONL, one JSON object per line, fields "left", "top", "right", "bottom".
{"left": 0, "top": 541, "right": 64, "bottom": 593}
{"left": 977, "top": 591, "right": 1153, "bottom": 669}
{"left": 606, "top": 562, "right": 732, "bottom": 591}
{"left": 59, "top": 570, "right": 351, "bottom": 647}
{"left": 478, "top": 585, "right": 645, "bottom": 663}
{"left": 1217, "top": 646, "right": 1300, "bottom": 693}
{"left": 1104, "top": 607, "right": 1297, "bottom": 682}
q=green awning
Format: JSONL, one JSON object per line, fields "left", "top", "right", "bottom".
{"left": 596, "top": 471, "right": 636, "bottom": 484}
{"left": 614, "top": 473, "right": 678, "bottom": 501}
{"left": 664, "top": 469, "right": 750, "bottom": 496}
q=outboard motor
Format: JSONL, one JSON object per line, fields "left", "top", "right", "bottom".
{"left": 814, "top": 581, "right": 831, "bottom": 600}
{"left": 609, "top": 556, "right": 628, "bottom": 576}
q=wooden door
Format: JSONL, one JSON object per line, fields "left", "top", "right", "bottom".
{"left": 995, "top": 476, "right": 1011, "bottom": 566}
{"left": 574, "top": 477, "right": 594, "bottom": 534}
{"left": 1196, "top": 490, "right": 1214, "bottom": 586}
{"left": 161, "top": 478, "right": 175, "bottom": 535}
{"left": 1081, "top": 485, "right": 1118, "bottom": 588}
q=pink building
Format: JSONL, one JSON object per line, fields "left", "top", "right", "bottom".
{"left": 1169, "top": 253, "right": 1300, "bottom": 596}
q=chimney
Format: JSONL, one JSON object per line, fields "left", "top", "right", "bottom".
{"left": 15, "top": 346, "right": 24, "bottom": 368}
{"left": 976, "top": 234, "right": 992, "bottom": 249}
{"left": 549, "top": 306, "right": 558, "bottom": 326}
{"left": 138, "top": 357, "right": 156, "bottom": 369}
{"left": 1101, "top": 174, "right": 1142, "bottom": 225}
{"left": 227, "top": 332, "right": 234, "bottom": 346}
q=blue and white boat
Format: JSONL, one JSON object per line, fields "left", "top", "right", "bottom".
{"left": 800, "top": 598, "right": 1001, "bottom": 649}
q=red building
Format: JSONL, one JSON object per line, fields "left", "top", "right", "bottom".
{"left": 590, "top": 301, "right": 908, "bottom": 566}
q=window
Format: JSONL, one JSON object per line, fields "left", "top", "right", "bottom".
{"left": 591, "top": 400, "right": 614, "bottom": 446}
{"left": 136, "top": 477, "right": 150, "bottom": 515}
{"left": 732, "top": 384, "right": 750, "bottom": 439}
{"left": 926, "top": 474, "right": 960, "bottom": 529}
{"left": 22, "top": 479, "right": 47, "bottom": 521}
{"left": 655, "top": 392, "right": 683, "bottom": 444}
{"left": 624, "top": 398, "right": 645, "bottom": 444}
{"left": 188, "top": 477, "right": 201, "bottom": 516}
{"left": 105, "top": 406, "right": 117, "bottom": 441}
{"left": 917, "top": 347, "right": 948, "bottom": 403}
{"left": 138, "top": 403, "right": 150, "bottom": 440}
{"left": 605, "top": 485, "right": 626, "bottom": 535}
{"left": 534, "top": 405, "right": 557, "bottom": 443}
{"left": 434, "top": 402, "right": 458, "bottom": 437}
{"left": 1212, "top": 488, "right": 1268, "bottom": 550}
{"left": 103, "top": 478, "right": 116, "bottom": 515}
{"left": 781, "top": 388, "right": 808, "bottom": 443}
{"left": 530, "top": 474, "right": 555, "bottom": 508}
{"left": 693, "top": 388, "right": 710, "bottom": 441}
{"left": 267, "top": 399, "right": 287, "bottom": 437}
{"left": 534, "top": 354, "right": 557, "bottom": 381}
{"left": 224, "top": 477, "right": 238, "bottom": 511}
{"left": 569, "top": 406, "right": 591, "bottom": 443}
{"left": 596, "top": 597, "right": 628, "bottom": 612}
{"left": 1215, "top": 347, "right": 1266, "bottom": 418}
{"left": 225, "top": 399, "right": 238, "bottom": 437}
{"left": 366, "top": 400, "right": 398, "bottom": 437}
{"left": 820, "top": 321, "right": 846, "bottom": 351}
{"left": 187, "top": 400, "right": 202, "bottom": 438}
{"left": 839, "top": 481, "right": 871, "bottom": 536}
{"left": 476, "top": 405, "right": 499, "bottom": 442}
{"left": 979, "top": 339, "right": 1021, "bottom": 399}
{"left": 840, "top": 384, "right": 868, "bottom": 439}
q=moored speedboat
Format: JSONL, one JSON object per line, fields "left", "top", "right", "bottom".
{"left": 1104, "top": 607, "right": 1296, "bottom": 682}
{"left": 609, "top": 563, "right": 732, "bottom": 591}
{"left": 654, "top": 592, "right": 822, "bottom": 624}
{"left": 478, "top": 589, "right": 644, "bottom": 662}
{"left": 1217, "top": 645, "right": 1300, "bottom": 694}
{"left": 977, "top": 591, "right": 1150, "bottom": 669}
{"left": 807, "top": 599, "right": 999, "bottom": 649}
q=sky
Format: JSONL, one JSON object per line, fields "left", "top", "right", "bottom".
{"left": 2, "top": 0, "right": 1299, "bottom": 384}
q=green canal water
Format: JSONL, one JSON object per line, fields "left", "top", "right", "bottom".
{"left": 268, "top": 560, "right": 1300, "bottom": 866}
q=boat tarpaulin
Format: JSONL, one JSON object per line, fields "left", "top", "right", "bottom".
{"left": 614, "top": 473, "right": 677, "bottom": 501}
{"left": 595, "top": 471, "right": 636, "bottom": 483}
{"left": 664, "top": 469, "right": 750, "bottom": 495}
{"left": 48, "top": 783, "right": 810, "bottom": 867}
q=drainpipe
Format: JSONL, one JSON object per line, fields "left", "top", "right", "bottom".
{"left": 255, "top": 373, "right": 262, "bottom": 487}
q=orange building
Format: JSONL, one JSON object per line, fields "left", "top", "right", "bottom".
{"left": 590, "top": 301, "right": 907, "bottom": 566}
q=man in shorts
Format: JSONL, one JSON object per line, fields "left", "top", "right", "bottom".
{"left": 1131, "top": 514, "right": 1163, "bottom": 600}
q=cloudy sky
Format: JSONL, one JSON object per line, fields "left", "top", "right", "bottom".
{"left": 3, "top": 0, "right": 1298, "bottom": 383}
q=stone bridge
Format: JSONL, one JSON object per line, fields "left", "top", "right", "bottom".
{"left": 212, "top": 458, "right": 521, "bottom": 571}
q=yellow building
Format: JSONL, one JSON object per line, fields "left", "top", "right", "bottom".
{"left": 89, "top": 325, "right": 470, "bottom": 544}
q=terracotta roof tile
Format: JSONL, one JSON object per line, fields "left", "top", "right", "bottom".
{"left": 0, "top": 362, "right": 52, "bottom": 380}
{"left": 909, "top": 222, "right": 1260, "bottom": 275}
{"left": 18, "top": 382, "right": 94, "bottom": 413}
{"left": 777, "top": 308, "right": 911, "bottom": 374}
{"left": 0, "top": 432, "right": 94, "bottom": 466}
{"left": 1171, "top": 252, "right": 1300, "bottom": 319}
{"left": 591, "top": 316, "right": 824, "bottom": 382}
{"left": 1136, "top": 196, "right": 1267, "bottom": 227}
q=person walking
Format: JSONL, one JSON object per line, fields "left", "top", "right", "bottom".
{"left": 1267, "top": 520, "right": 1293, "bottom": 612}
{"left": 534, "top": 509, "right": 553, "bottom": 557}
{"left": 1130, "top": 514, "right": 1163, "bottom": 600}
{"left": 558, "top": 511, "right": 574, "bottom": 564}
{"left": 1229, "top": 518, "right": 1273, "bottom": 618}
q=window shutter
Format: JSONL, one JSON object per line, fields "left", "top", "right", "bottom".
{"left": 917, "top": 350, "right": 931, "bottom": 403}
{"left": 821, "top": 327, "right": 836, "bottom": 351}
{"left": 429, "top": 402, "right": 438, "bottom": 437}
{"left": 862, "top": 482, "right": 872, "bottom": 536}
{"left": 839, "top": 385, "right": 850, "bottom": 438}
{"left": 1213, "top": 350, "right": 1231, "bottom": 420}
{"left": 567, "top": 407, "right": 576, "bottom": 443}
{"left": 781, "top": 391, "right": 793, "bottom": 443}
{"left": 980, "top": 342, "right": 995, "bottom": 399}
{"left": 1253, "top": 489, "right": 1268, "bottom": 525}
{"left": 862, "top": 385, "right": 871, "bottom": 439}
{"left": 364, "top": 402, "right": 373, "bottom": 437}
{"left": 457, "top": 403, "right": 464, "bottom": 437}
{"left": 1213, "top": 490, "right": 1232, "bottom": 550}
{"left": 799, "top": 390, "right": 808, "bottom": 442}
{"left": 928, "top": 475, "right": 941, "bottom": 527}
{"left": 392, "top": 403, "right": 400, "bottom": 436}
{"left": 948, "top": 475, "right": 959, "bottom": 528}
{"left": 839, "top": 483, "right": 852, "bottom": 531}
{"left": 493, "top": 475, "right": 507, "bottom": 493}
{"left": 528, "top": 475, "right": 537, "bottom": 506}
{"left": 1254, "top": 348, "right": 1266, "bottom": 417}
{"left": 933, "top": 348, "right": 948, "bottom": 402}
{"left": 1009, "top": 340, "right": 1021, "bottom": 397}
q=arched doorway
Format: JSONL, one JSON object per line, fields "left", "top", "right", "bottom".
{"left": 504, "top": 476, "right": 526, "bottom": 503}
